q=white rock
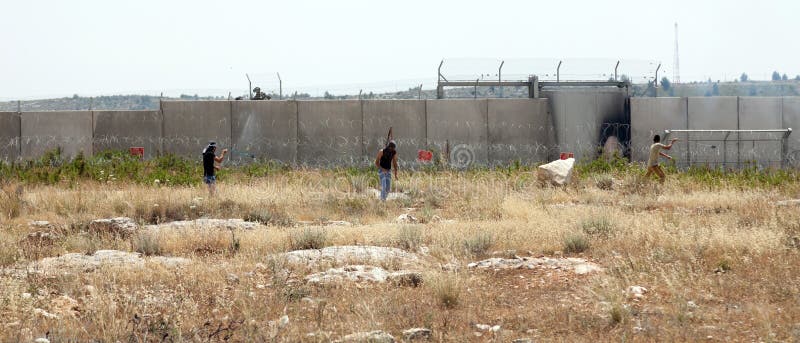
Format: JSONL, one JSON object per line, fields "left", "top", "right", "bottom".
{"left": 468, "top": 256, "right": 602, "bottom": 274}
{"left": 89, "top": 217, "right": 139, "bottom": 237}
{"left": 29, "top": 221, "right": 53, "bottom": 229}
{"left": 145, "top": 218, "right": 262, "bottom": 231}
{"left": 402, "top": 328, "right": 432, "bottom": 341}
{"left": 34, "top": 338, "right": 50, "bottom": 343}
{"left": 475, "top": 324, "right": 491, "bottom": 331}
{"left": 278, "top": 315, "right": 289, "bottom": 328}
{"left": 280, "top": 245, "right": 420, "bottom": 267}
{"left": 21, "top": 293, "right": 32, "bottom": 299}
{"left": 537, "top": 158, "right": 575, "bottom": 186}
{"left": 305, "top": 265, "right": 422, "bottom": 286}
{"left": 33, "top": 308, "right": 59, "bottom": 319}
{"left": 512, "top": 339, "right": 533, "bottom": 343}
{"left": 336, "top": 330, "right": 395, "bottom": 343}
{"left": 627, "top": 285, "right": 648, "bottom": 299}
{"left": 32, "top": 250, "right": 191, "bottom": 274}
{"left": 776, "top": 199, "right": 800, "bottom": 206}
{"left": 395, "top": 213, "right": 418, "bottom": 224}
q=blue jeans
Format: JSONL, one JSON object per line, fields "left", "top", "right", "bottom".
{"left": 379, "top": 170, "right": 391, "bottom": 201}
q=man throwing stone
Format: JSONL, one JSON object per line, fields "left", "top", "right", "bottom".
{"left": 645, "top": 134, "right": 678, "bottom": 183}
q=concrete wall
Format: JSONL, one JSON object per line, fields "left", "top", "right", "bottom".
{"left": 0, "top": 112, "right": 20, "bottom": 162}
{"left": 783, "top": 97, "right": 800, "bottom": 167}
{"left": 687, "top": 97, "right": 739, "bottom": 167}
{"left": 21, "top": 111, "right": 93, "bottom": 159}
{"left": 12, "top": 96, "right": 799, "bottom": 169}
{"left": 297, "top": 101, "right": 363, "bottom": 166}
{"left": 162, "top": 101, "right": 231, "bottom": 157}
{"left": 231, "top": 101, "right": 297, "bottom": 164}
{"left": 362, "top": 100, "right": 427, "bottom": 167}
{"left": 738, "top": 97, "right": 782, "bottom": 167}
{"left": 93, "top": 111, "right": 162, "bottom": 158}
{"left": 487, "top": 98, "right": 551, "bottom": 165}
{"left": 426, "top": 99, "right": 488, "bottom": 168}
{"left": 541, "top": 88, "right": 627, "bottom": 161}
{"left": 630, "top": 97, "right": 688, "bottom": 164}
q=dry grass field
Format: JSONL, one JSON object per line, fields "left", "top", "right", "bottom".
{"left": 1, "top": 167, "right": 800, "bottom": 342}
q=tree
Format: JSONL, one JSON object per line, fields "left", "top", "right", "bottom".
{"left": 740, "top": 73, "right": 749, "bottom": 82}
{"left": 712, "top": 83, "right": 720, "bottom": 96}
{"left": 772, "top": 71, "right": 781, "bottom": 81}
{"left": 660, "top": 77, "right": 671, "bottom": 91}
{"left": 782, "top": 74, "right": 789, "bottom": 81}
{"left": 796, "top": 75, "right": 800, "bottom": 81}
{"left": 323, "top": 91, "right": 335, "bottom": 99}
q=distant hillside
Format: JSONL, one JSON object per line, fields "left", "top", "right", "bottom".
{"left": 3, "top": 80, "right": 800, "bottom": 111}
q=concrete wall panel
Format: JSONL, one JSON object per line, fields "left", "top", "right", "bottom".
{"left": 738, "top": 97, "right": 782, "bottom": 167}
{"left": 21, "top": 111, "right": 92, "bottom": 159}
{"left": 783, "top": 97, "right": 800, "bottom": 168}
{"left": 0, "top": 112, "right": 20, "bottom": 162}
{"left": 93, "top": 111, "right": 162, "bottom": 158}
{"left": 630, "top": 98, "right": 688, "bottom": 164}
{"left": 297, "top": 101, "right": 362, "bottom": 166}
{"left": 162, "top": 101, "right": 231, "bottom": 157}
{"left": 541, "top": 88, "right": 627, "bottom": 162}
{"left": 488, "top": 98, "right": 551, "bottom": 165}
{"left": 362, "top": 100, "right": 426, "bottom": 167}
{"left": 687, "top": 97, "right": 738, "bottom": 167}
{"left": 231, "top": 101, "right": 297, "bottom": 164}
{"left": 426, "top": 99, "right": 488, "bottom": 167}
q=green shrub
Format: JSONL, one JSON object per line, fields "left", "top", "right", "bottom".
{"left": 463, "top": 232, "right": 494, "bottom": 256}
{"left": 133, "top": 232, "right": 163, "bottom": 256}
{"left": 289, "top": 228, "right": 328, "bottom": 250}
{"left": 563, "top": 233, "right": 590, "bottom": 254}
{"left": 580, "top": 217, "right": 615, "bottom": 238}
{"left": 429, "top": 274, "right": 461, "bottom": 309}
{"left": 395, "top": 225, "right": 423, "bottom": 251}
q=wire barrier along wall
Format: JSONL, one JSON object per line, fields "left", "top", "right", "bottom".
{"left": 664, "top": 129, "right": 793, "bottom": 168}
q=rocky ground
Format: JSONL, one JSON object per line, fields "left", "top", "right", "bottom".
{"left": 1, "top": 170, "right": 799, "bottom": 341}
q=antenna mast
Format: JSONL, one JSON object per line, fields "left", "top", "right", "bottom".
{"left": 673, "top": 22, "right": 681, "bottom": 84}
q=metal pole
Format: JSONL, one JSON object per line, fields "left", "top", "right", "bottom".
{"left": 246, "top": 74, "right": 252, "bottom": 100}
{"left": 437, "top": 60, "right": 445, "bottom": 99}
{"left": 557, "top": 60, "right": 562, "bottom": 83}
{"left": 782, "top": 128, "right": 792, "bottom": 168}
{"left": 17, "top": 100, "right": 21, "bottom": 113}
{"left": 89, "top": 97, "right": 93, "bottom": 111}
{"left": 654, "top": 64, "right": 661, "bottom": 97}
{"left": 418, "top": 83, "right": 423, "bottom": 99}
{"left": 358, "top": 89, "right": 362, "bottom": 100}
{"left": 614, "top": 60, "right": 620, "bottom": 81}
{"left": 474, "top": 78, "right": 479, "bottom": 99}
{"left": 277, "top": 72, "right": 282, "bottom": 100}
{"left": 498, "top": 60, "right": 504, "bottom": 98}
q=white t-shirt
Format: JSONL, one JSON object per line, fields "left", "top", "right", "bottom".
{"left": 648, "top": 143, "right": 667, "bottom": 167}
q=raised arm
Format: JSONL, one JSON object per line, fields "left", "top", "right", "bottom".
{"left": 214, "top": 149, "right": 228, "bottom": 162}
{"left": 663, "top": 138, "right": 679, "bottom": 150}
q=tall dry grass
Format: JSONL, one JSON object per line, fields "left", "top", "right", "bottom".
{"left": 0, "top": 170, "right": 799, "bottom": 341}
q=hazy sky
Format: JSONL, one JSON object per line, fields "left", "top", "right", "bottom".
{"left": 2, "top": 0, "right": 799, "bottom": 99}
